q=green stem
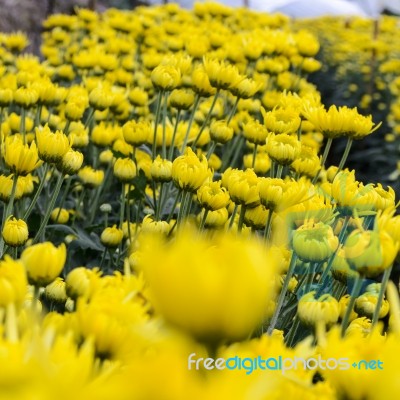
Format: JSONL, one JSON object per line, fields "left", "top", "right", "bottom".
{"left": 99, "top": 247, "right": 107, "bottom": 270}
{"left": 286, "top": 315, "right": 301, "bottom": 347}
{"left": 152, "top": 91, "right": 163, "bottom": 160}
{"left": 221, "top": 134, "right": 239, "bottom": 170}
{"left": 35, "top": 104, "right": 42, "bottom": 128}
{"left": 268, "top": 253, "right": 297, "bottom": 334}
{"left": 161, "top": 91, "right": 169, "bottom": 159}
{"left": 168, "top": 109, "right": 181, "bottom": 160}
{"left": 229, "top": 135, "right": 245, "bottom": 169}
{"left": 155, "top": 182, "right": 164, "bottom": 221}
{"left": 335, "top": 137, "right": 353, "bottom": 177}
{"left": 251, "top": 144, "right": 258, "bottom": 169}
{"left": 0, "top": 174, "right": 18, "bottom": 257}
{"left": 31, "top": 285, "right": 40, "bottom": 314}
{"left": 228, "top": 204, "right": 238, "bottom": 229}
{"left": 177, "top": 191, "right": 188, "bottom": 225}
{"left": 181, "top": 94, "right": 200, "bottom": 152}
{"left": 0, "top": 108, "right": 3, "bottom": 171}
{"left": 312, "top": 137, "right": 333, "bottom": 184}
{"left": 276, "top": 164, "right": 284, "bottom": 179}
{"left": 20, "top": 108, "right": 26, "bottom": 144}
{"left": 206, "top": 141, "right": 216, "bottom": 160}
{"left": 33, "top": 173, "right": 64, "bottom": 243}
{"left": 119, "top": 183, "right": 126, "bottom": 229}
{"left": 237, "top": 205, "right": 246, "bottom": 232}
{"left": 84, "top": 107, "right": 95, "bottom": 129}
{"left": 64, "top": 119, "right": 71, "bottom": 135}
{"left": 199, "top": 209, "right": 209, "bottom": 231}
{"left": 305, "top": 262, "right": 317, "bottom": 293}
{"left": 318, "top": 216, "right": 350, "bottom": 295}
{"left": 341, "top": 274, "right": 363, "bottom": 336}
{"left": 270, "top": 160, "right": 275, "bottom": 178}
{"left": 23, "top": 164, "right": 49, "bottom": 220}
{"left": 88, "top": 162, "right": 112, "bottom": 224}
{"left": 263, "top": 209, "right": 273, "bottom": 241}
{"left": 297, "top": 121, "right": 302, "bottom": 141}
{"left": 55, "top": 176, "right": 72, "bottom": 221}
{"left": 227, "top": 96, "right": 240, "bottom": 124}
{"left": 126, "top": 184, "right": 132, "bottom": 241}
{"left": 166, "top": 190, "right": 182, "bottom": 223}
{"left": 192, "top": 89, "right": 220, "bottom": 148}
{"left": 371, "top": 265, "right": 392, "bottom": 328}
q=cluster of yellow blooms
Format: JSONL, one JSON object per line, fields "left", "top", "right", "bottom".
{"left": 0, "top": 2, "right": 400, "bottom": 399}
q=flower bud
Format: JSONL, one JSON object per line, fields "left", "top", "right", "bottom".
{"left": 172, "top": 147, "right": 209, "bottom": 192}
{"left": 122, "top": 120, "right": 151, "bottom": 146}
{"left": 78, "top": 166, "right": 104, "bottom": 188}
{"left": 21, "top": 242, "right": 67, "bottom": 287}
{"left": 2, "top": 216, "right": 29, "bottom": 247}
{"left": 66, "top": 267, "right": 101, "bottom": 300}
{"left": 169, "top": 89, "right": 195, "bottom": 110}
{"left": 298, "top": 291, "right": 340, "bottom": 328}
{"left": 197, "top": 181, "right": 230, "bottom": 211}
{"left": 293, "top": 222, "right": 339, "bottom": 262}
{"left": 210, "top": 120, "right": 234, "bottom": 144}
{"left": 45, "top": 277, "right": 67, "bottom": 304}
{"left": 345, "top": 316, "right": 372, "bottom": 337}
{"left": 266, "top": 133, "right": 301, "bottom": 166}
{"left": 150, "top": 156, "right": 173, "bottom": 183}
{"left": 151, "top": 65, "right": 181, "bottom": 91}
{"left": 199, "top": 208, "right": 229, "bottom": 229}
{"left": 113, "top": 157, "right": 137, "bottom": 182}
{"left": 339, "top": 294, "right": 358, "bottom": 322}
{"left": 101, "top": 225, "right": 123, "bottom": 248}
{"left": 355, "top": 292, "right": 389, "bottom": 319}
{"left": 50, "top": 208, "right": 69, "bottom": 224}
{"left": 58, "top": 149, "right": 84, "bottom": 175}
{"left": 36, "top": 125, "right": 70, "bottom": 164}
{"left": 100, "top": 203, "right": 112, "bottom": 213}
{"left": 0, "top": 88, "right": 13, "bottom": 107}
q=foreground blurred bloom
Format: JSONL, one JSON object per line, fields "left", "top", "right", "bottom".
{"left": 293, "top": 221, "right": 338, "bottom": 262}
{"left": 0, "top": 256, "right": 27, "bottom": 307}
{"left": 2, "top": 216, "right": 29, "bottom": 246}
{"left": 21, "top": 242, "right": 66, "bottom": 286}
{"left": 4, "top": 136, "right": 41, "bottom": 175}
{"left": 139, "top": 229, "right": 280, "bottom": 343}
{"left": 298, "top": 291, "right": 340, "bottom": 328}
